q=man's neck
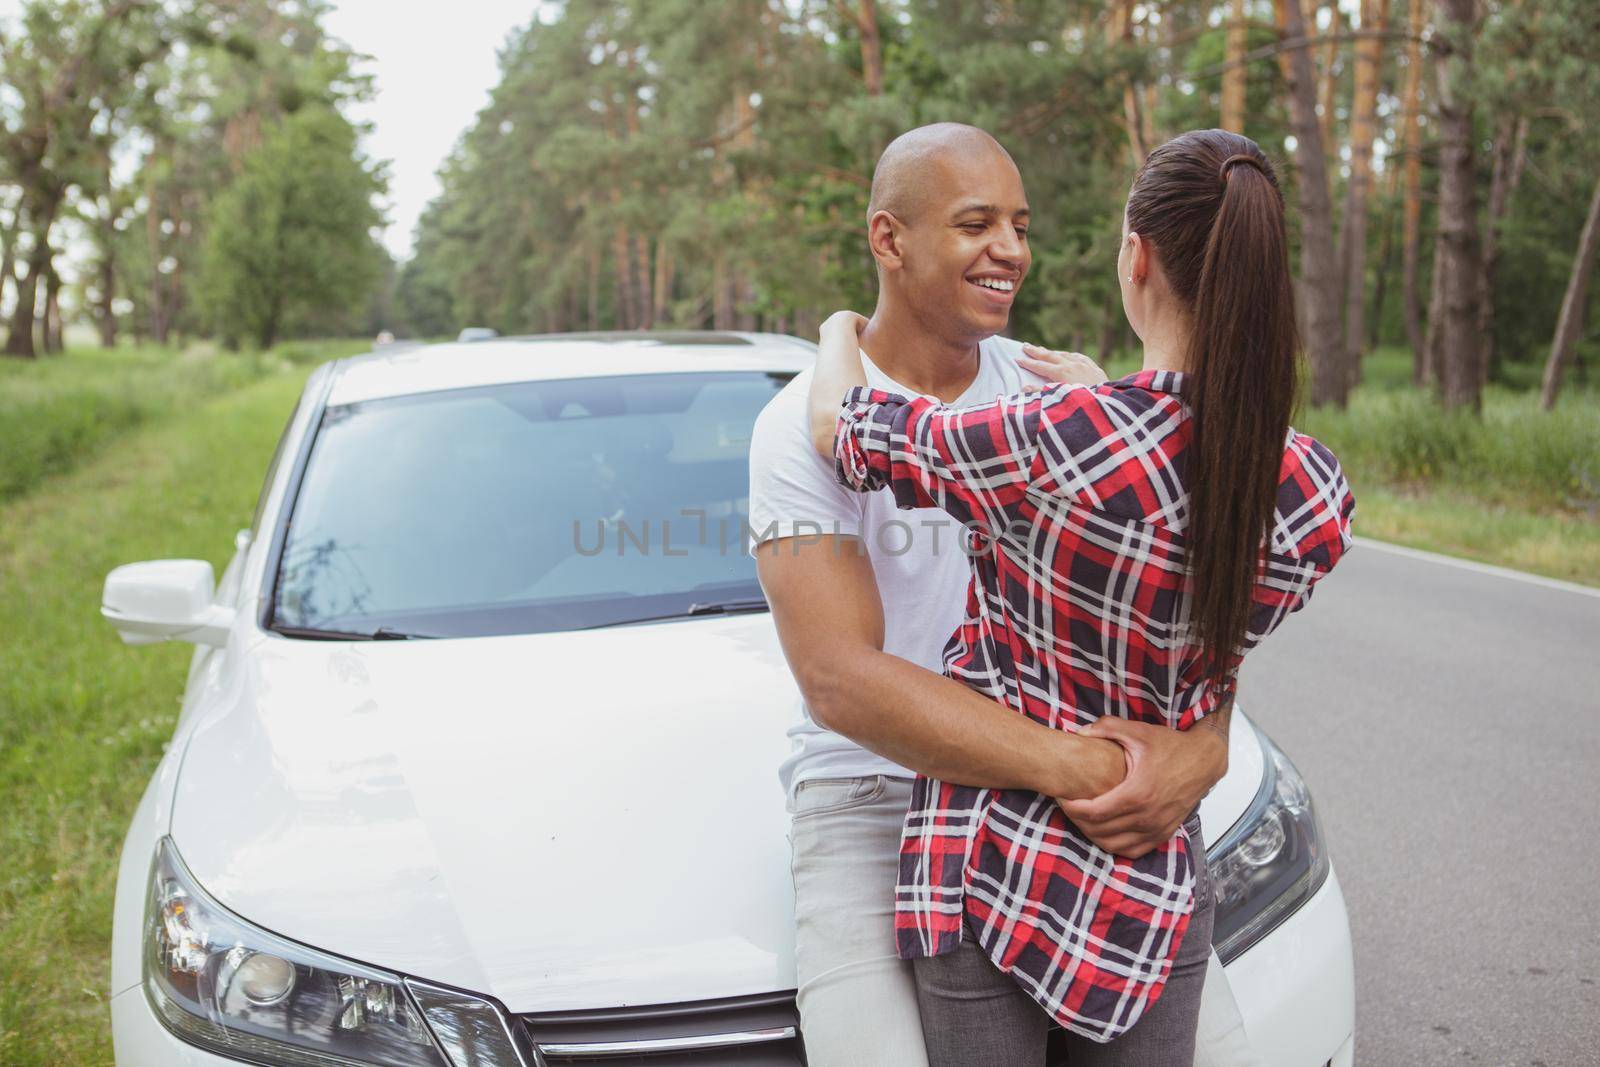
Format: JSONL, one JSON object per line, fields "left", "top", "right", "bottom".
{"left": 858, "top": 301, "right": 984, "bottom": 402}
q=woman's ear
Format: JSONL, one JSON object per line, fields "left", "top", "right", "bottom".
{"left": 868, "top": 210, "right": 905, "bottom": 273}
{"left": 1126, "top": 231, "right": 1148, "bottom": 286}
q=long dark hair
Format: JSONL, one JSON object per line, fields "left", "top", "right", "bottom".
{"left": 1125, "top": 129, "right": 1299, "bottom": 685}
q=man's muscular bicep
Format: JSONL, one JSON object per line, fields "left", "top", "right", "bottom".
{"left": 756, "top": 535, "right": 882, "bottom": 725}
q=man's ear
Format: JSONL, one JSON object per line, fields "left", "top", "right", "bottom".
{"left": 868, "top": 210, "right": 906, "bottom": 273}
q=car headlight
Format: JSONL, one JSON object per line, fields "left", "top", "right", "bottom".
{"left": 1206, "top": 730, "right": 1331, "bottom": 964}
{"left": 143, "top": 837, "right": 528, "bottom": 1067}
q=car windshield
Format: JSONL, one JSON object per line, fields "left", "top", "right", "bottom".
{"left": 271, "top": 371, "right": 793, "bottom": 638}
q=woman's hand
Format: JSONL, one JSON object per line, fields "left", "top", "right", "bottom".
{"left": 820, "top": 309, "right": 868, "bottom": 341}
{"left": 1050, "top": 733, "right": 1128, "bottom": 803}
{"left": 809, "top": 310, "right": 871, "bottom": 457}
{"left": 1018, "top": 343, "right": 1108, "bottom": 390}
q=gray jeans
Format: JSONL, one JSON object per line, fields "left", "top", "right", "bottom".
{"left": 913, "top": 814, "right": 1216, "bottom": 1067}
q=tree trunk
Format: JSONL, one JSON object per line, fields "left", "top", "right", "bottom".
{"left": 1221, "top": 0, "right": 1249, "bottom": 132}
{"left": 1109, "top": 0, "right": 1151, "bottom": 164}
{"left": 1276, "top": 0, "right": 1346, "bottom": 407}
{"left": 586, "top": 246, "right": 601, "bottom": 331}
{"left": 850, "top": 0, "right": 883, "bottom": 97}
{"left": 1369, "top": 165, "right": 1402, "bottom": 350}
{"left": 97, "top": 226, "right": 118, "bottom": 348}
{"left": 1318, "top": 1, "right": 1343, "bottom": 156}
{"left": 1477, "top": 114, "right": 1528, "bottom": 386}
{"left": 1335, "top": 0, "right": 1390, "bottom": 391}
{"left": 167, "top": 251, "right": 186, "bottom": 344}
{"left": 1422, "top": 236, "right": 1444, "bottom": 384}
{"left": 653, "top": 243, "right": 674, "bottom": 326}
{"left": 1539, "top": 177, "right": 1600, "bottom": 410}
{"left": 1401, "top": 0, "right": 1427, "bottom": 377}
{"left": 712, "top": 253, "right": 733, "bottom": 330}
{"left": 634, "top": 233, "right": 652, "bottom": 330}
{"left": 1431, "top": 0, "right": 1483, "bottom": 412}
{"left": 1270, "top": 0, "right": 1295, "bottom": 81}
{"left": 0, "top": 212, "right": 13, "bottom": 322}
{"left": 735, "top": 274, "right": 757, "bottom": 332}
{"left": 43, "top": 264, "right": 63, "bottom": 353}
{"left": 612, "top": 225, "right": 636, "bottom": 330}
{"left": 3, "top": 253, "right": 44, "bottom": 358}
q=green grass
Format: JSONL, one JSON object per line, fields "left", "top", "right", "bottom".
{"left": 0, "top": 339, "right": 371, "bottom": 505}
{"left": 1298, "top": 349, "right": 1600, "bottom": 586}
{"left": 0, "top": 370, "right": 309, "bottom": 1066}
{"left": 1297, "top": 386, "right": 1600, "bottom": 515}
{"left": 1104, "top": 343, "right": 1600, "bottom": 585}
{"left": 1338, "top": 484, "right": 1600, "bottom": 586}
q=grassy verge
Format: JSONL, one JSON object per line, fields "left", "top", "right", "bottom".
{"left": 1340, "top": 484, "right": 1600, "bottom": 585}
{"left": 0, "top": 339, "right": 370, "bottom": 505}
{"left": 1103, "top": 345, "right": 1600, "bottom": 586}
{"left": 1297, "top": 353, "right": 1600, "bottom": 587}
{"left": 0, "top": 370, "right": 309, "bottom": 1067}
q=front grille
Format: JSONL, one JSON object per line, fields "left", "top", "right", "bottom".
{"left": 521, "top": 991, "right": 804, "bottom": 1065}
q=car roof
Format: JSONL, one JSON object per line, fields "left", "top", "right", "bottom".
{"left": 326, "top": 332, "right": 815, "bottom": 406}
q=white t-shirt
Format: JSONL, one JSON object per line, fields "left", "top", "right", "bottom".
{"left": 747, "top": 335, "right": 1043, "bottom": 798}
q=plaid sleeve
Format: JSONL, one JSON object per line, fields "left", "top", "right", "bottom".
{"left": 832, "top": 386, "right": 1053, "bottom": 531}
{"left": 1241, "top": 434, "right": 1357, "bottom": 655}
{"left": 1278, "top": 433, "right": 1355, "bottom": 574}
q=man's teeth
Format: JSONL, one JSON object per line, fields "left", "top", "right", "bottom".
{"left": 972, "top": 278, "right": 1014, "bottom": 292}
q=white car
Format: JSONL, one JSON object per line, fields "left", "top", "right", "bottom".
{"left": 106, "top": 334, "right": 1355, "bottom": 1067}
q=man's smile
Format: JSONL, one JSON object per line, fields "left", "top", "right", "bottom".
{"left": 965, "top": 272, "right": 1021, "bottom": 303}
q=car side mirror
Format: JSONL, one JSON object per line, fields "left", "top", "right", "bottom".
{"left": 102, "top": 560, "right": 236, "bottom": 648}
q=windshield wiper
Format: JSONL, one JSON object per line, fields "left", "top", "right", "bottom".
{"left": 585, "top": 597, "right": 770, "bottom": 630}
{"left": 687, "top": 597, "right": 769, "bottom": 616}
{"left": 271, "top": 624, "right": 441, "bottom": 641}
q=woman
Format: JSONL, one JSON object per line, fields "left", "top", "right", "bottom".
{"left": 805, "top": 129, "right": 1354, "bottom": 1064}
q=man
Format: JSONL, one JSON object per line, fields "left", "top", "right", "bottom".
{"left": 748, "top": 123, "right": 1261, "bottom": 1064}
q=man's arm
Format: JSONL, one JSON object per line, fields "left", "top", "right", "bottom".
{"left": 758, "top": 534, "right": 1123, "bottom": 800}
{"left": 1057, "top": 704, "right": 1231, "bottom": 858}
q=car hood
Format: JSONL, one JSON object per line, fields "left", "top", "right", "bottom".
{"left": 170, "top": 616, "right": 1260, "bottom": 1013}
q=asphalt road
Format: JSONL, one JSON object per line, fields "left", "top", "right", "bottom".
{"left": 1237, "top": 541, "right": 1600, "bottom": 1066}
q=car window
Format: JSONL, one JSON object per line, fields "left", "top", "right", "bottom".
{"left": 250, "top": 399, "right": 303, "bottom": 540}
{"left": 271, "top": 372, "right": 792, "bottom": 638}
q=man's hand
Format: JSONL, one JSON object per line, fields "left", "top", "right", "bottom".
{"left": 1057, "top": 718, "right": 1228, "bottom": 858}
{"left": 1017, "top": 343, "right": 1109, "bottom": 389}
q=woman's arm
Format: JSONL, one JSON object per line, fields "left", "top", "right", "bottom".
{"left": 808, "top": 310, "right": 870, "bottom": 457}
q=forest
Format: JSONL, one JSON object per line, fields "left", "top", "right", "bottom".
{"left": 2, "top": 0, "right": 1598, "bottom": 415}
{"left": 395, "top": 0, "right": 1599, "bottom": 414}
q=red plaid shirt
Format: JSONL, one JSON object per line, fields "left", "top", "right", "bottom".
{"left": 833, "top": 369, "right": 1354, "bottom": 1041}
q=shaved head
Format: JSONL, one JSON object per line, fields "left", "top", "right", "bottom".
{"left": 868, "top": 123, "right": 1019, "bottom": 223}
{"left": 862, "top": 122, "right": 1031, "bottom": 344}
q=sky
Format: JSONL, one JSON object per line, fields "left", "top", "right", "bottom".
{"left": 321, "top": 1, "right": 549, "bottom": 261}
{"left": 0, "top": 0, "right": 548, "bottom": 263}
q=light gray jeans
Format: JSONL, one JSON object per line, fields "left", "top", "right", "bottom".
{"left": 790, "top": 775, "right": 1264, "bottom": 1067}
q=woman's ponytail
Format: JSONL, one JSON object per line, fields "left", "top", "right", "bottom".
{"left": 1126, "top": 131, "right": 1299, "bottom": 685}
